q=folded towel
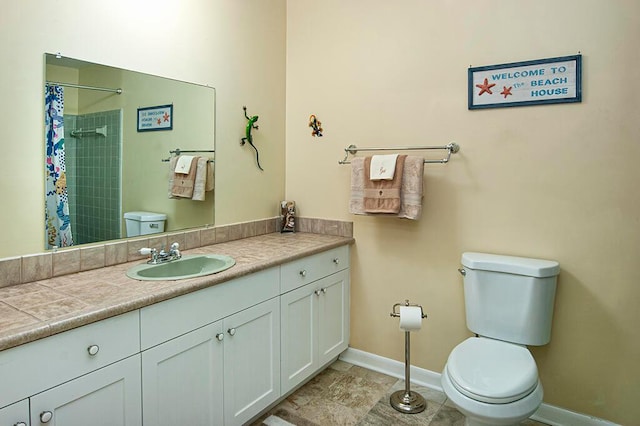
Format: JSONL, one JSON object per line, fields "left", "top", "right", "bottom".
{"left": 168, "top": 156, "right": 179, "bottom": 199}
{"left": 349, "top": 155, "right": 424, "bottom": 220}
{"left": 191, "top": 157, "right": 209, "bottom": 201}
{"left": 369, "top": 154, "right": 399, "bottom": 180}
{"left": 349, "top": 157, "right": 367, "bottom": 215}
{"left": 363, "top": 155, "right": 406, "bottom": 214}
{"left": 205, "top": 160, "right": 214, "bottom": 192}
{"left": 397, "top": 156, "right": 425, "bottom": 220}
{"left": 171, "top": 156, "right": 199, "bottom": 198}
{"left": 175, "top": 155, "right": 195, "bottom": 174}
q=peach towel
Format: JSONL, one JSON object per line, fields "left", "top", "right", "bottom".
{"left": 171, "top": 156, "right": 199, "bottom": 198}
{"left": 350, "top": 155, "right": 424, "bottom": 220}
{"left": 191, "top": 157, "right": 209, "bottom": 201}
{"left": 363, "top": 155, "right": 406, "bottom": 214}
{"left": 168, "top": 156, "right": 179, "bottom": 199}
{"left": 205, "top": 160, "right": 214, "bottom": 192}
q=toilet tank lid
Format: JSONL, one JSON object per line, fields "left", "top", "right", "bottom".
{"left": 461, "top": 252, "right": 559, "bottom": 277}
{"left": 124, "top": 211, "right": 167, "bottom": 221}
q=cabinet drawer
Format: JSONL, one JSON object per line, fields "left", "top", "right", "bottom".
{"left": 0, "top": 311, "right": 139, "bottom": 408}
{"left": 281, "top": 245, "right": 349, "bottom": 293}
{"left": 140, "top": 267, "right": 279, "bottom": 350}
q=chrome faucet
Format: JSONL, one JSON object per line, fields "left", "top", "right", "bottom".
{"left": 139, "top": 242, "right": 182, "bottom": 265}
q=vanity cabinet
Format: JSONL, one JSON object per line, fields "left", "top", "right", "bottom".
{"left": 0, "top": 243, "right": 350, "bottom": 426}
{"left": 280, "top": 247, "right": 350, "bottom": 394}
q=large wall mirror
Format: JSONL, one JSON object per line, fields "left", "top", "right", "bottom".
{"left": 44, "top": 53, "right": 215, "bottom": 250}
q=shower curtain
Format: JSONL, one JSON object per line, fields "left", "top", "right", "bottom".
{"left": 45, "top": 85, "right": 74, "bottom": 248}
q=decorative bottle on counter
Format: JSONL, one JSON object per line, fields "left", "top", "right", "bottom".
{"left": 280, "top": 201, "right": 295, "bottom": 233}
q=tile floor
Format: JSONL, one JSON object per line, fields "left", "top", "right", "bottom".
{"left": 253, "top": 360, "right": 548, "bottom": 426}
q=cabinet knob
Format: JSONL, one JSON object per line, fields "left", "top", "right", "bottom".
{"left": 314, "top": 289, "right": 321, "bottom": 296}
{"left": 40, "top": 411, "right": 53, "bottom": 423}
{"left": 87, "top": 344, "right": 100, "bottom": 356}
{"left": 299, "top": 269, "right": 307, "bottom": 277}
{"left": 14, "top": 422, "right": 27, "bottom": 426}
{"left": 216, "top": 333, "right": 224, "bottom": 341}
{"left": 333, "top": 258, "right": 340, "bottom": 265}
{"left": 321, "top": 287, "right": 327, "bottom": 294}
{"left": 228, "top": 328, "right": 236, "bottom": 336}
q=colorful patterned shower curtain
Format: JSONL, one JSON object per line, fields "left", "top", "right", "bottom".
{"left": 45, "top": 85, "right": 74, "bottom": 248}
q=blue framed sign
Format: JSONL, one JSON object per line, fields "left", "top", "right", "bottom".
{"left": 137, "top": 104, "right": 173, "bottom": 131}
{"left": 468, "top": 55, "right": 582, "bottom": 110}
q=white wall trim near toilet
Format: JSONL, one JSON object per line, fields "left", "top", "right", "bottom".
{"left": 339, "top": 347, "right": 619, "bottom": 426}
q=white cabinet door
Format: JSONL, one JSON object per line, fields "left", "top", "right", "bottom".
{"left": 141, "top": 321, "right": 224, "bottom": 426}
{"left": 281, "top": 269, "right": 350, "bottom": 395}
{"left": 0, "top": 399, "right": 28, "bottom": 426}
{"left": 223, "top": 298, "right": 280, "bottom": 426}
{"left": 280, "top": 284, "right": 317, "bottom": 393}
{"left": 318, "top": 269, "right": 350, "bottom": 365}
{"left": 30, "top": 355, "right": 142, "bottom": 426}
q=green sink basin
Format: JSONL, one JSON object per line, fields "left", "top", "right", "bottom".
{"left": 126, "top": 254, "right": 235, "bottom": 281}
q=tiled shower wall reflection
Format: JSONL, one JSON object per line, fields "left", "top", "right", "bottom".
{"left": 65, "top": 109, "right": 122, "bottom": 245}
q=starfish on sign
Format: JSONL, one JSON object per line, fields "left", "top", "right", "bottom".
{"left": 501, "top": 86, "right": 513, "bottom": 99}
{"left": 476, "top": 78, "right": 496, "bottom": 96}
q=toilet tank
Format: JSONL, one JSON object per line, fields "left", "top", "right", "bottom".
{"left": 124, "top": 211, "right": 167, "bottom": 237}
{"left": 460, "top": 252, "right": 560, "bottom": 346}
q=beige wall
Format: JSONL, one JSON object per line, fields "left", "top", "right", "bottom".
{"left": 0, "top": 0, "right": 286, "bottom": 257}
{"left": 286, "top": 1, "right": 639, "bottom": 424}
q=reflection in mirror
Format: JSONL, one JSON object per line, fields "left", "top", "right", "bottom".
{"left": 44, "top": 54, "right": 215, "bottom": 250}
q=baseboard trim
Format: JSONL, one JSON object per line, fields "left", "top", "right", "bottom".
{"left": 339, "top": 347, "right": 618, "bottom": 426}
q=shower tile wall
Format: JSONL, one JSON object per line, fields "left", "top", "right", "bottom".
{"left": 66, "top": 110, "right": 122, "bottom": 245}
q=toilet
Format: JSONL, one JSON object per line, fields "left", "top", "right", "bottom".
{"left": 441, "top": 252, "right": 560, "bottom": 426}
{"left": 124, "top": 211, "right": 167, "bottom": 237}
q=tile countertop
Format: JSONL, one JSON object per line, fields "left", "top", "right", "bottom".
{"left": 0, "top": 232, "right": 354, "bottom": 352}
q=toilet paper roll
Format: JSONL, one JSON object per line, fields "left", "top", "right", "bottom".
{"left": 399, "top": 306, "right": 423, "bottom": 332}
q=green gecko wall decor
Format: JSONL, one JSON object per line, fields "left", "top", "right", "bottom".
{"left": 241, "top": 105, "right": 263, "bottom": 171}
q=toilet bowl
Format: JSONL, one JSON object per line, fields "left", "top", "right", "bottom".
{"left": 441, "top": 337, "right": 543, "bottom": 426}
{"left": 442, "top": 252, "right": 559, "bottom": 426}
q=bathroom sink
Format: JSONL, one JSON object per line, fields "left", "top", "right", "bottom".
{"left": 126, "top": 254, "right": 236, "bottom": 281}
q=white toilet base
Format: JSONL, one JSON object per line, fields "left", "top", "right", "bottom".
{"left": 441, "top": 365, "right": 543, "bottom": 426}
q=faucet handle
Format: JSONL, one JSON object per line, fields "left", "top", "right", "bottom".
{"left": 138, "top": 248, "right": 156, "bottom": 256}
{"left": 169, "top": 242, "right": 181, "bottom": 259}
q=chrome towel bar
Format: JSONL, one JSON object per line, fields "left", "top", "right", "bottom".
{"left": 339, "top": 142, "right": 460, "bottom": 165}
{"left": 161, "top": 148, "right": 215, "bottom": 163}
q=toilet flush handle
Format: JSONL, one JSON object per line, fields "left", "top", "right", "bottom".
{"left": 458, "top": 268, "right": 466, "bottom": 276}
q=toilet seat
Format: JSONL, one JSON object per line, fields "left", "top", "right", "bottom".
{"left": 446, "top": 337, "right": 538, "bottom": 404}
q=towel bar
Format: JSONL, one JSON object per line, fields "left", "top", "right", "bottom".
{"left": 338, "top": 142, "right": 460, "bottom": 165}
{"left": 161, "top": 148, "right": 215, "bottom": 163}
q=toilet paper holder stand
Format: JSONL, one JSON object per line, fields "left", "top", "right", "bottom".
{"left": 389, "top": 299, "right": 428, "bottom": 414}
